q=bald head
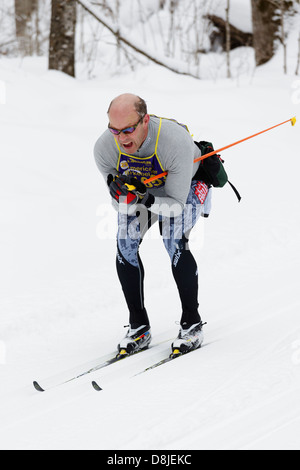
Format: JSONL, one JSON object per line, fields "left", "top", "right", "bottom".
{"left": 107, "top": 93, "right": 149, "bottom": 154}
{"left": 107, "top": 94, "right": 147, "bottom": 119}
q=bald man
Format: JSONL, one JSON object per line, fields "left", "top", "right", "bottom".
{"left": 94, "top": 94, "right": 211, "bottom": 357}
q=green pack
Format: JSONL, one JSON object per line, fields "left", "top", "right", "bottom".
{"left": 194, "top": 141, "right": 241, "bottom": 201}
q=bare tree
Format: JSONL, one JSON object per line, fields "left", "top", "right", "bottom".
{"left": 294, "top": 0, "right": 300, "bottom": 74}
{"left": 49, "top": 0, "right": 77, "bottom": 77}
{"left": 14, "top": 0, "right": 38, "bottom": 56}
{"left": 74, "top": 0, "right": 200, "bottom": 79}
{"left": 225, "top": 0, "right": 231, "bottom": 78}
{"left": 251, "top": 0, "right": 279, "bottom": 66}
{"left": 166, "top": 0, "right": 177, "bottom": 57}
{"left": 251, "top": 0, "right": 296, "bottom": 71}
{"left": 296, "top": 31, "right": 300, "bottom": 75}
{"left": 114, "top": 0, "right": 121, "bottom": 66}
{"left": 279, "top": 0, "right": 287, "bottom": 73}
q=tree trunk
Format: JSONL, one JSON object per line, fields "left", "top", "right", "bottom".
{"left": 225, "top": 0, "right": 231, "bottom": 78}
{"left": 280, "top": 0, "right": 287, "bottom": 74}
{"left": 49, "top": 0, "right": 76, "bottom": 77}
{"left": 296, "top": 31, "right": 300, "bottom": 75}
{"left": 115, "top": 0, "right": 121, "bottom": 66}
{"left": 14, "top": 0, "right": 38, "bottom": 56}
{"left": 251, "top": 0, "right": 279, "bottom": 66}
{"left": 167, "top": 0, "right": 177, "bottom": 57}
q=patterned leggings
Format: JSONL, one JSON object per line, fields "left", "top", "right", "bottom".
{"left": 116, "top": 181, "right": 210, "bottom": 329}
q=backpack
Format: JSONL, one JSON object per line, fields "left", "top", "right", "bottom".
{"left": 194, "top": 140, "right": 241, "bottom": 202}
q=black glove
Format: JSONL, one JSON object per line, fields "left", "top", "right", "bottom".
{"left": 107, "top": 174, "right": 130, "bottom": 202}
{"left": 107, "top": 174, "right": 155, "bottom": 208}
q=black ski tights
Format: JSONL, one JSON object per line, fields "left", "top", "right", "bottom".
{"left": 116, "top": 244, "right": 150, "bottom": 329}
{"left": 116, "top": 236, "right": 201, "bottom": 329}
{"left": 171, "top": 236, "right": 201, "bottom": 327}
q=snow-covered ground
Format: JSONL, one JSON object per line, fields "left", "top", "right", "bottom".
{"left": 0, "top": 34, "right": 300, "bottom": 450}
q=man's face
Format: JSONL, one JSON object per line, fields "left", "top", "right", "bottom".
{"left": 108, "top": 107, "right": 149, "bottom": 155}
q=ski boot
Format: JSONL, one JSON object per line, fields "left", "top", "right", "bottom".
{"left": 117, "top": 324, "right": 151, "bottom": 358}
{"left": 171, "top": 322, "right": 204, "bottom": 357}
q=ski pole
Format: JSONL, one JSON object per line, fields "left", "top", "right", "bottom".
{"left": 143, "top": 116, "right": 297, "bottom": 185}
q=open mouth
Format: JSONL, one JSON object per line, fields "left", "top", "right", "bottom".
{"left": 122, "top": 142, "right": 134, "bottom": 150}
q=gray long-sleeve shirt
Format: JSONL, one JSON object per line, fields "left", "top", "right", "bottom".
{"left": 94, "top": 115, "right": 202, "bottom": 216}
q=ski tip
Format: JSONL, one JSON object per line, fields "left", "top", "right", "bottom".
{"left": 170, "top": 349, "right": 182, "bottom": 359}
{"left": 92, "top": 381, "right": 103, "bottom": 392}
{"left": 119, "top": 349, "right": 128, "bottom": 355}
{"left": 116, "top": 349, "right": 129, "bottom": 360}
{"left": 33, "top": 381, "right": 45, "bottom": 392}
{"left": 291, "top": 116, "right": 296, "bottom": 126}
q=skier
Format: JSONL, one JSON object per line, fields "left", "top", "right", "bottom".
{"left": 94, "top": 93, "right": 211, "bottom": 356}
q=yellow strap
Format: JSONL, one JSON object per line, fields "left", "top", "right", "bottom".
{"left": 114, "top": 137, "right": 121, "bottom": 151}
{"left": 115, "top": 117, "right": 164, "bottom": 177}
{"left": 114, "top": 138, "right": 122, "bottom": 170}
{"left": 155, "top": 118, "right": 162, "bottom": 154}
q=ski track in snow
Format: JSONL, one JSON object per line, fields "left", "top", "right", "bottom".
{"left": 0, "top": 34, "right": 300, "bottom": 450}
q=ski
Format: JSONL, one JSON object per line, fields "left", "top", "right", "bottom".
{"left": 32, "top": 336, "right": 173, "bottom": 392}
{"left": 91, "top": 347, "right": 200, "bottom": 391}
{"left": 33, "top": 347, "right": 147, "bottom": 392}
{"left": 134, "top": 348, "right": 185, "bottom": 375}
{"left": 133, "top": 347, "right": 204, "bottom": 377}
{"left": 137, "top": 343, "right": 211, "bottom": 376}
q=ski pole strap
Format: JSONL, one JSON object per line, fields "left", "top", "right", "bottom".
{"left": 228, "top": 180, "right": 241, "bottom": 202}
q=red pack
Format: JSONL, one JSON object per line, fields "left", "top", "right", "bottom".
{"left": 194, "top": 181, "right": 209, "bottom": 204}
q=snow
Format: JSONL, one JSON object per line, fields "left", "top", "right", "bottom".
{"left": 0, "top": 33, "right": 300, "bottom": 450}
